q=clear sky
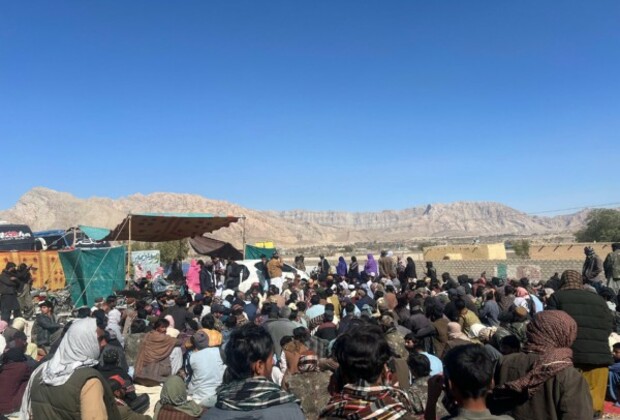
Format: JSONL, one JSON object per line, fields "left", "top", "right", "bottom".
{"left": 1, "top": 1, "right": 619, "bottom": 214}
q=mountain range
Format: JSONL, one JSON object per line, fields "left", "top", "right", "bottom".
{"left": 0, "top": 187, "right": 593, "bottom": 247}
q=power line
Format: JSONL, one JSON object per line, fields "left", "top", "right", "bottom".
{"left": 526, "top": 202, "right": 620, "bottom": 215}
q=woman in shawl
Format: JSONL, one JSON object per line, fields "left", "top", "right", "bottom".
{"left": 20, "top": 317, "right": 121, "bottom": 419}
{"left": 490, "top": 310, "right": 593, "bottom": 419}
{"left": 186, "top": 259, "right": 201, "bottom": 295}
{"left": 336, "top": 256, "right": 347, "bottom": 278}
{"left": 134, "top": 318, "right": 182, "bottom": 386}
{"left": 364, "top": 254, "right": 378, "bottom": 278}
{"left": 154, "top": 375, "right": 204, "bottom": 420}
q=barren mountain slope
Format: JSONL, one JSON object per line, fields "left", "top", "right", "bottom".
{"left": 0, "top": 188, "right": 594, "bottom": 246}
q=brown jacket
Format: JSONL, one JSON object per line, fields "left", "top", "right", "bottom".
{"left": 490, "top": 352, "right": 593, "bottom": 420}
{"left": 267, "top": 258, "right": 283, "bottom": 279}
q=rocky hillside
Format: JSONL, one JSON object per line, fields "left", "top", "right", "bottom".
{"left": 0, "top": 187, "right": 594, "bottom": 247}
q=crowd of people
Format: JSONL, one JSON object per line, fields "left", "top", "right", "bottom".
{"left": 0, "top": 243, "right": 619, "bottom": 419}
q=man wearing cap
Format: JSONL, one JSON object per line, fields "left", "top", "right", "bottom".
{"left": 583, "top": 246, "right": 605, "bottom": 285}
{"left": 0, "top": 262, "right": 21, "bottom": 322}
{"left": 187, "top": 330, "right": 226, "bottom": 408}
{"left": 32, "top": 300, "right": 62, "bottom": 351}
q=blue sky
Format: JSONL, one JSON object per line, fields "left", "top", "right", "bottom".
{"left": 1, "top": 1, "right": 619, "bottom": 214}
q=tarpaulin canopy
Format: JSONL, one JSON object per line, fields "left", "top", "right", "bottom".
{"left": 245, "top": 244, "right": 277, "bottom": 260}
{"left": 189, "top": 236, "right": 243, "bottom": 260}
{"left": 59, "top": 246, "right": 126, "bottom": 307}
{"left": 103, "top": 213, "right": 240, "bottom": 242}
{"left": 79, "top": 225, "right": 112, "bottom": 241}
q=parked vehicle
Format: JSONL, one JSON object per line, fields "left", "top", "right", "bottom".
{"left": 0, "top": 223, "right": 36, "bottom": 251}
{"left": 235, "top": 259, "right": 309, "bottom": 293}
{"left": 34, "top": 228, "right": 110, "bottom": 251}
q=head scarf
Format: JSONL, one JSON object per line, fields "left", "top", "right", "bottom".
{"left": 154, "top": 375, "right": 203, "bottom": 418}
{"left": 41, "top": 317, "right": 101, "bottom": 385}
{"left": 515, "top": 287, "right": 529, "bottom": 298}
{"left": 447, "top": 322, "right": 470, "bottom": 341}
{"left": 501, "top": 310, "right": 576, "bottom": 397}
{"left": 560, "top": 270, "right": 583, "bottom": 291}
{"left": 0, "top": 320, "right": 8, "bottom": 334}
{"left": 21, "top": 318, "right": 101, "bottom": 418}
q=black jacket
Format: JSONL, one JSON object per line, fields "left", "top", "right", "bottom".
{"left": 547, "top": 289, "right": 613, "bottom": 366}
{"left": 0, "top": 270, "right": 18, "bottom": 295}
{"left": 404, "top": 262, "right": 417, "bottom": 279}
{"left": 32, "top": 313, "right": 62, "bottom": 347}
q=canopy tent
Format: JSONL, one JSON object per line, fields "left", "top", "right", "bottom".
{"left": 59, "top": 246, "right": 126, "bottom": 307}
{"left": 189, "top": 236, "right": 243, "bottom": 260}
{"left": 103, "top": 213, "right": 240, "bottom": 242}
{"left": 245, "top": 244, "right": 277, "bottom": 260}
{"left": 79, "top": 225, "right": 113, "bottom": 241}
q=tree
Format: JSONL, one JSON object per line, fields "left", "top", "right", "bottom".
{"left": 576, "top": 209, "right": 620, "bottom": 242}
{"left": 157, "top": 240, "right": 190, "bottom": 265}
{"left": 513, "top": 240, "right": 530, "bottom": 259}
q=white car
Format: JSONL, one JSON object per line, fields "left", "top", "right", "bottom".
{"left": 235, "top": 259, "right": 309, "bottom": 293}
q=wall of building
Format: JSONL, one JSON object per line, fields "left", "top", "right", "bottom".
{"left": 425, "top": 259, "right": 583, "bottom": 282}
{"left": 423, "top": 243, "right": 507, "bottom": 261}
{"left": 529, "top": 242, "right": 613, "bottom": 260}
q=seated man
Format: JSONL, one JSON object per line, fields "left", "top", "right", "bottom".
{"left": 186, "top": 331, "right": 226, "bottom": 408}
{"left": 32, "top": 300, "right": 63, "bottom": 352}
{"left": 320, "top": 323, "right": 415, "bottom": 419}
{"left": 134, "top": 319, "right": 182, "bottom": 386}
{"left": 426, "top": 344, "right": 513, "bottom": 420}
{"left": 284, "top": 353, "right": 332, "bottom": 420}
{"left": 202, "top": 324, "right": 304, "bottom": 419}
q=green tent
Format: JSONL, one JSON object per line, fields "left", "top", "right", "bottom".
{"left": 59, "top": 246, "right": 126, "bottom": 307}
{"left": 244, "top": 244, "right": 277, "bottom": 260}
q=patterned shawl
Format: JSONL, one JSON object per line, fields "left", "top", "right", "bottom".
{"left": 501, "top": 310, "right": 577, "bottom": 397}
{"left": 320, "top": 379, "right": 415, "bottom": 419}
{"left": 215, "top": 376, "right": 300, "bottom": 411}
{"left": 559, "top": 270, "right": 583, "bottom": 290}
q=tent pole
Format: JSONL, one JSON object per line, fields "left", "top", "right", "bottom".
{"left": 242, "top": 215, "right": 246, "bottom": 260}
{"left": 127, "top": 214, "right": 132, "bottom": 284}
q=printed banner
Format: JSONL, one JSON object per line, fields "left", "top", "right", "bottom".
{"left": 131, "top": 250, "right": 161, "bottom": 274}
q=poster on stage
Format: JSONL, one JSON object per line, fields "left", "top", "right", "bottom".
{"left": 131, "top": 250, "right": 160, "bottom": 274}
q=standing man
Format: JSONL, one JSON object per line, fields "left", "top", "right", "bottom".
{"left": 547, "top": 269, "right": 613, "bottom": 418}
{"left": 267, "top": 252, "right": 284, "bottom": 291}
{"left": 318, "top": 255, "right": 330, "bottom": 281}
{"left": 16, "top": 263, "right": 35, "bottom": 319}
{"left": 583, "top": 246, "right": 605, "bottom": 286}
{"left": 604, "top": 243, "right": 620, "bottom": 294}
{"left": 256, "top": 254, "right": 271, "bottom": 292}
{"left": 0, "top": 262, "right": 21, "bottom": 322}
{"left": 212, "top": 257, "right": 226, "bottom": 289}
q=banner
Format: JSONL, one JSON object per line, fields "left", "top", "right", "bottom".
{"left": 131, "top": 250, "right": 161, "bottom": 274}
